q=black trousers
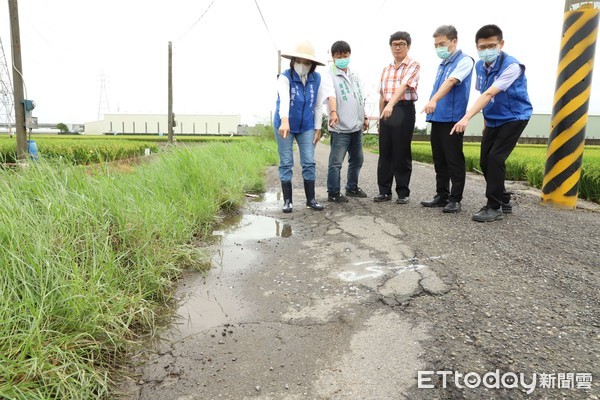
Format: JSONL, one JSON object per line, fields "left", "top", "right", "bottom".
{"left": 480, "top": 120, "right": 529, "bottom": 208}
{"left": 430, "top": 121, "right": 466, "bottom": 202}
{"left": 377, "top": 102, "right": 415, "bottom": 197}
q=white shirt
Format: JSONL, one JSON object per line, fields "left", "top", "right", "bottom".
{"left": 448, "top": 55, "right": 475, "bottom": 84}
{"left": 491, "top": 63, "right": 523, "bottom": 91}
{"left": 321, "top": 66, "right": 366, "bottom": 132}
{"left": 277, "top": 73, "right": 324, "bottom": 130}
{"left": 476, "top": 59, "right": 523, "bottom": 92}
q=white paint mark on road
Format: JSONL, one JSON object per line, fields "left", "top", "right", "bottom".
{"left": 338, "top": 256, "right": 447, "bottom": 282}
{"left": 339, "top": 263, "right": 426, "bottom": 282}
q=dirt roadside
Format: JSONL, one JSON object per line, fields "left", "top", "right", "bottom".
{"left": 118, "top": 142, "right": 599, "bottom": 400}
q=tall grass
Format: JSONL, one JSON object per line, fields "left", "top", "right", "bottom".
{"left": 0, "top": 135, "right": 248, "bottom": 164}
{"left": 0, "top": 138, "right": 278, "bottom": 399}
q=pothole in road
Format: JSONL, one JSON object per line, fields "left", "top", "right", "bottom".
{"left": 336, "top": 257, "right": 451, "bottom": 301}
{"left": 248, "top": 190, "right": 283, "bottom": 212}
{"left": 211, "top": 214, "right": 292, "bottom": 272}
{"left": 161, "top": 213, "right": 291, "bottom": 341}
{"left": 215, "top": 214, "right": 292, "bottom": 242}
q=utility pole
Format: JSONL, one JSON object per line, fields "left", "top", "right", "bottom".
{"left": 8, "top": 0, "right": 26, "bottom": 161}
{"left": 167, "top": 41, "right": 173, "bottom": 144}
{"left": 542, "top": 1, "right": 599, "bottom": 208}
{"left": 277, "top": 50, "right": 281, "bottom": 76}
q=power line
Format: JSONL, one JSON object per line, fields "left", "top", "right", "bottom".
{"left": 364, "top": 0, "right": 387, "bottom": 36}
{"left": 174, "top": 0, "right": 217, "bottom": 42}
{"left": 254, "top": 0, "right": 278, "bottom": 51}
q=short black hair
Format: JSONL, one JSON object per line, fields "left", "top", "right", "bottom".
{"left": 331, "top": 40, "right": 351, "bottom": 56}
{"left": 389, "top": 31, "right": 411, "bottom": 46}
{"left": 475, "top": 24, "right": 503, "bottom": 43}
{"left": 433, "top": 25, "right": 457, "bottom": 41}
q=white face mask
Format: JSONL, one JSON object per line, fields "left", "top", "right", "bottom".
{"left": 294, "top": 63, "right": 310, "bottom": 76}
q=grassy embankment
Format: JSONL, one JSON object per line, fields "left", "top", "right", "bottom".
{"left": 0, "top": 136, "right": 278, "bottom": 398}
{"left": 0, "top": 134, "right": 245, "bottom": 164}
{"left": 363, "top": 136, "right": 600, "bottom": 203}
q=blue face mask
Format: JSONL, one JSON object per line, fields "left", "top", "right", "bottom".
{"left": 436, "top": 46, "right": 451, "bottom": 60}
{"left": 478, "top": 48, "right": 499, "bottom": 64}
{"left": 334, "top": 57, "right": 350, "bottom": 69}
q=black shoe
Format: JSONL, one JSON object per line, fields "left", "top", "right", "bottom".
{"left": 396, "top": 197, "right": 410, "bottom": 204}
{"left": 346, "top": 187, "right": 368, "bottom": 198}
{"left": 373, "top": 193, "right": 392, "bottom": 202}
{"left": 472, "top": 206, "right": 503, "bottom": 222}
{"left": 442, "top": 201, "right": 461, "bottom": 213}
{"left": 420, "top": 195, "right": 449, "bottom": 207}
{"left": 306, "top": 199, "right": 324, "bottom": 211}
{"left": 328, "top": 192, "right": 348, "bottom": 203}
{"left": 502, "top": 200, "right": 514, "bottom": 214}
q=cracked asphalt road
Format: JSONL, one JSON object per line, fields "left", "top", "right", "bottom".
{"left": 118, "top": 142, "right": 599, "bottom": 400}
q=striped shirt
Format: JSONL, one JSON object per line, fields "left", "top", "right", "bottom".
{"left": 379, "top": 56, "right": 420, "bottom": 102}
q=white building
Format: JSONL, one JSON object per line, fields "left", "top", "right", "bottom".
{"left": 84, "top": 113, "right": 241, "bottom": 135}
{"left": 426, "top": 113, "right": 600, "bottom": 139}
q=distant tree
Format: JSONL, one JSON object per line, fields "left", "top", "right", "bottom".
{"left": 414, "top": 126, "right": 427, "bottom": 135}
{"left": 248, "top": 123, "right": 273, "bottom": 139}
{"left": 56, "top": 123, "right": 69, "bottom": 134}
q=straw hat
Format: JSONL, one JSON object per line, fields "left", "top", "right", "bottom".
{"left": 281, "top": 41, "right": 325, "bottom": 66}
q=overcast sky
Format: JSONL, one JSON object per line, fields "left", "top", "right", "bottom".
{"left": 1, "top": 0, "right": 599, "bottom": 128}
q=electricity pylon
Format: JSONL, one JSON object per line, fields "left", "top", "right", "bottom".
{"left": 0, "top": 36, "right": 14, "bottom": 137}
{"left": 97, "top": 71, "right": 110, "bottom": 120}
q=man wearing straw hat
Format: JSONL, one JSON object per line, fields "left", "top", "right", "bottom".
{"left": 274, "top": 41, "right": 326, "bottom": 213}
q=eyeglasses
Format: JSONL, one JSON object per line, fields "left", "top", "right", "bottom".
{"left": 390, "top": 41, "right": 408, "bottom": 49}
{"left": 477, "top": 42, "right": 500, "bottom": 51}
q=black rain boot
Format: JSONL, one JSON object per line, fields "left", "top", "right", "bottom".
{"left": 281, "top": 181, "right": 293, "bottom": 213}
{"left": 304, "top": 180, "right": 324, "bottom": 211}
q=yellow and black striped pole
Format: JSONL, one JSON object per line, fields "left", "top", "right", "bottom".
{"left": 542, "top": 1, "right": 599, "bottom": 208}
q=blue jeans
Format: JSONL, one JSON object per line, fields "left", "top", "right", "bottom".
{"left": 327, "top": 130, "right": 364, "bottom": 194}
{"left": 274, "top": 129, "right": 316, "bottom": 182}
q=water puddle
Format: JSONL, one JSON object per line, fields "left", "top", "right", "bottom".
{"left": 259, "top": 191, "right": 281, "bottom": 203}
{"left": 163, "top": 272, "right": 236, "bottom": 341}
{"left": 160, "top": 213, "right": 292, "bottom": 342}
{"left": 215, "top": 214, "right": 290, "bottom": 242}
{"left": 245, "top": 190, "right": 282, "bottom": 213}
{"left": 212, "top": 214, "right": 292, "bottom": 271}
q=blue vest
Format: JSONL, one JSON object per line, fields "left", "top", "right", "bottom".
{"left": 426, "top": 50, "right": 473, "bottom": 123}
{"left": 475, "top": 52, "right": 533, "bottom": 127}
{"left": 274, "top": 69, "right": 321, "bottom": 134}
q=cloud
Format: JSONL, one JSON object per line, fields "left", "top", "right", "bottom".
{"left": 1, "top": 0, "right": 598, "bottom": 128}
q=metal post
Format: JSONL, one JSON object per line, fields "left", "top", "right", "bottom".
{"left": 8, "top": 0, "right": 26, "bottom": 161}
{"left": 168, "top": 41, "right": 173, "bottom": 144}
{"left": 541, "top": 1, "right": 599, "bottom": 208}
{"left": 277, "top": 50, "right": 281, "bottom": 76}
